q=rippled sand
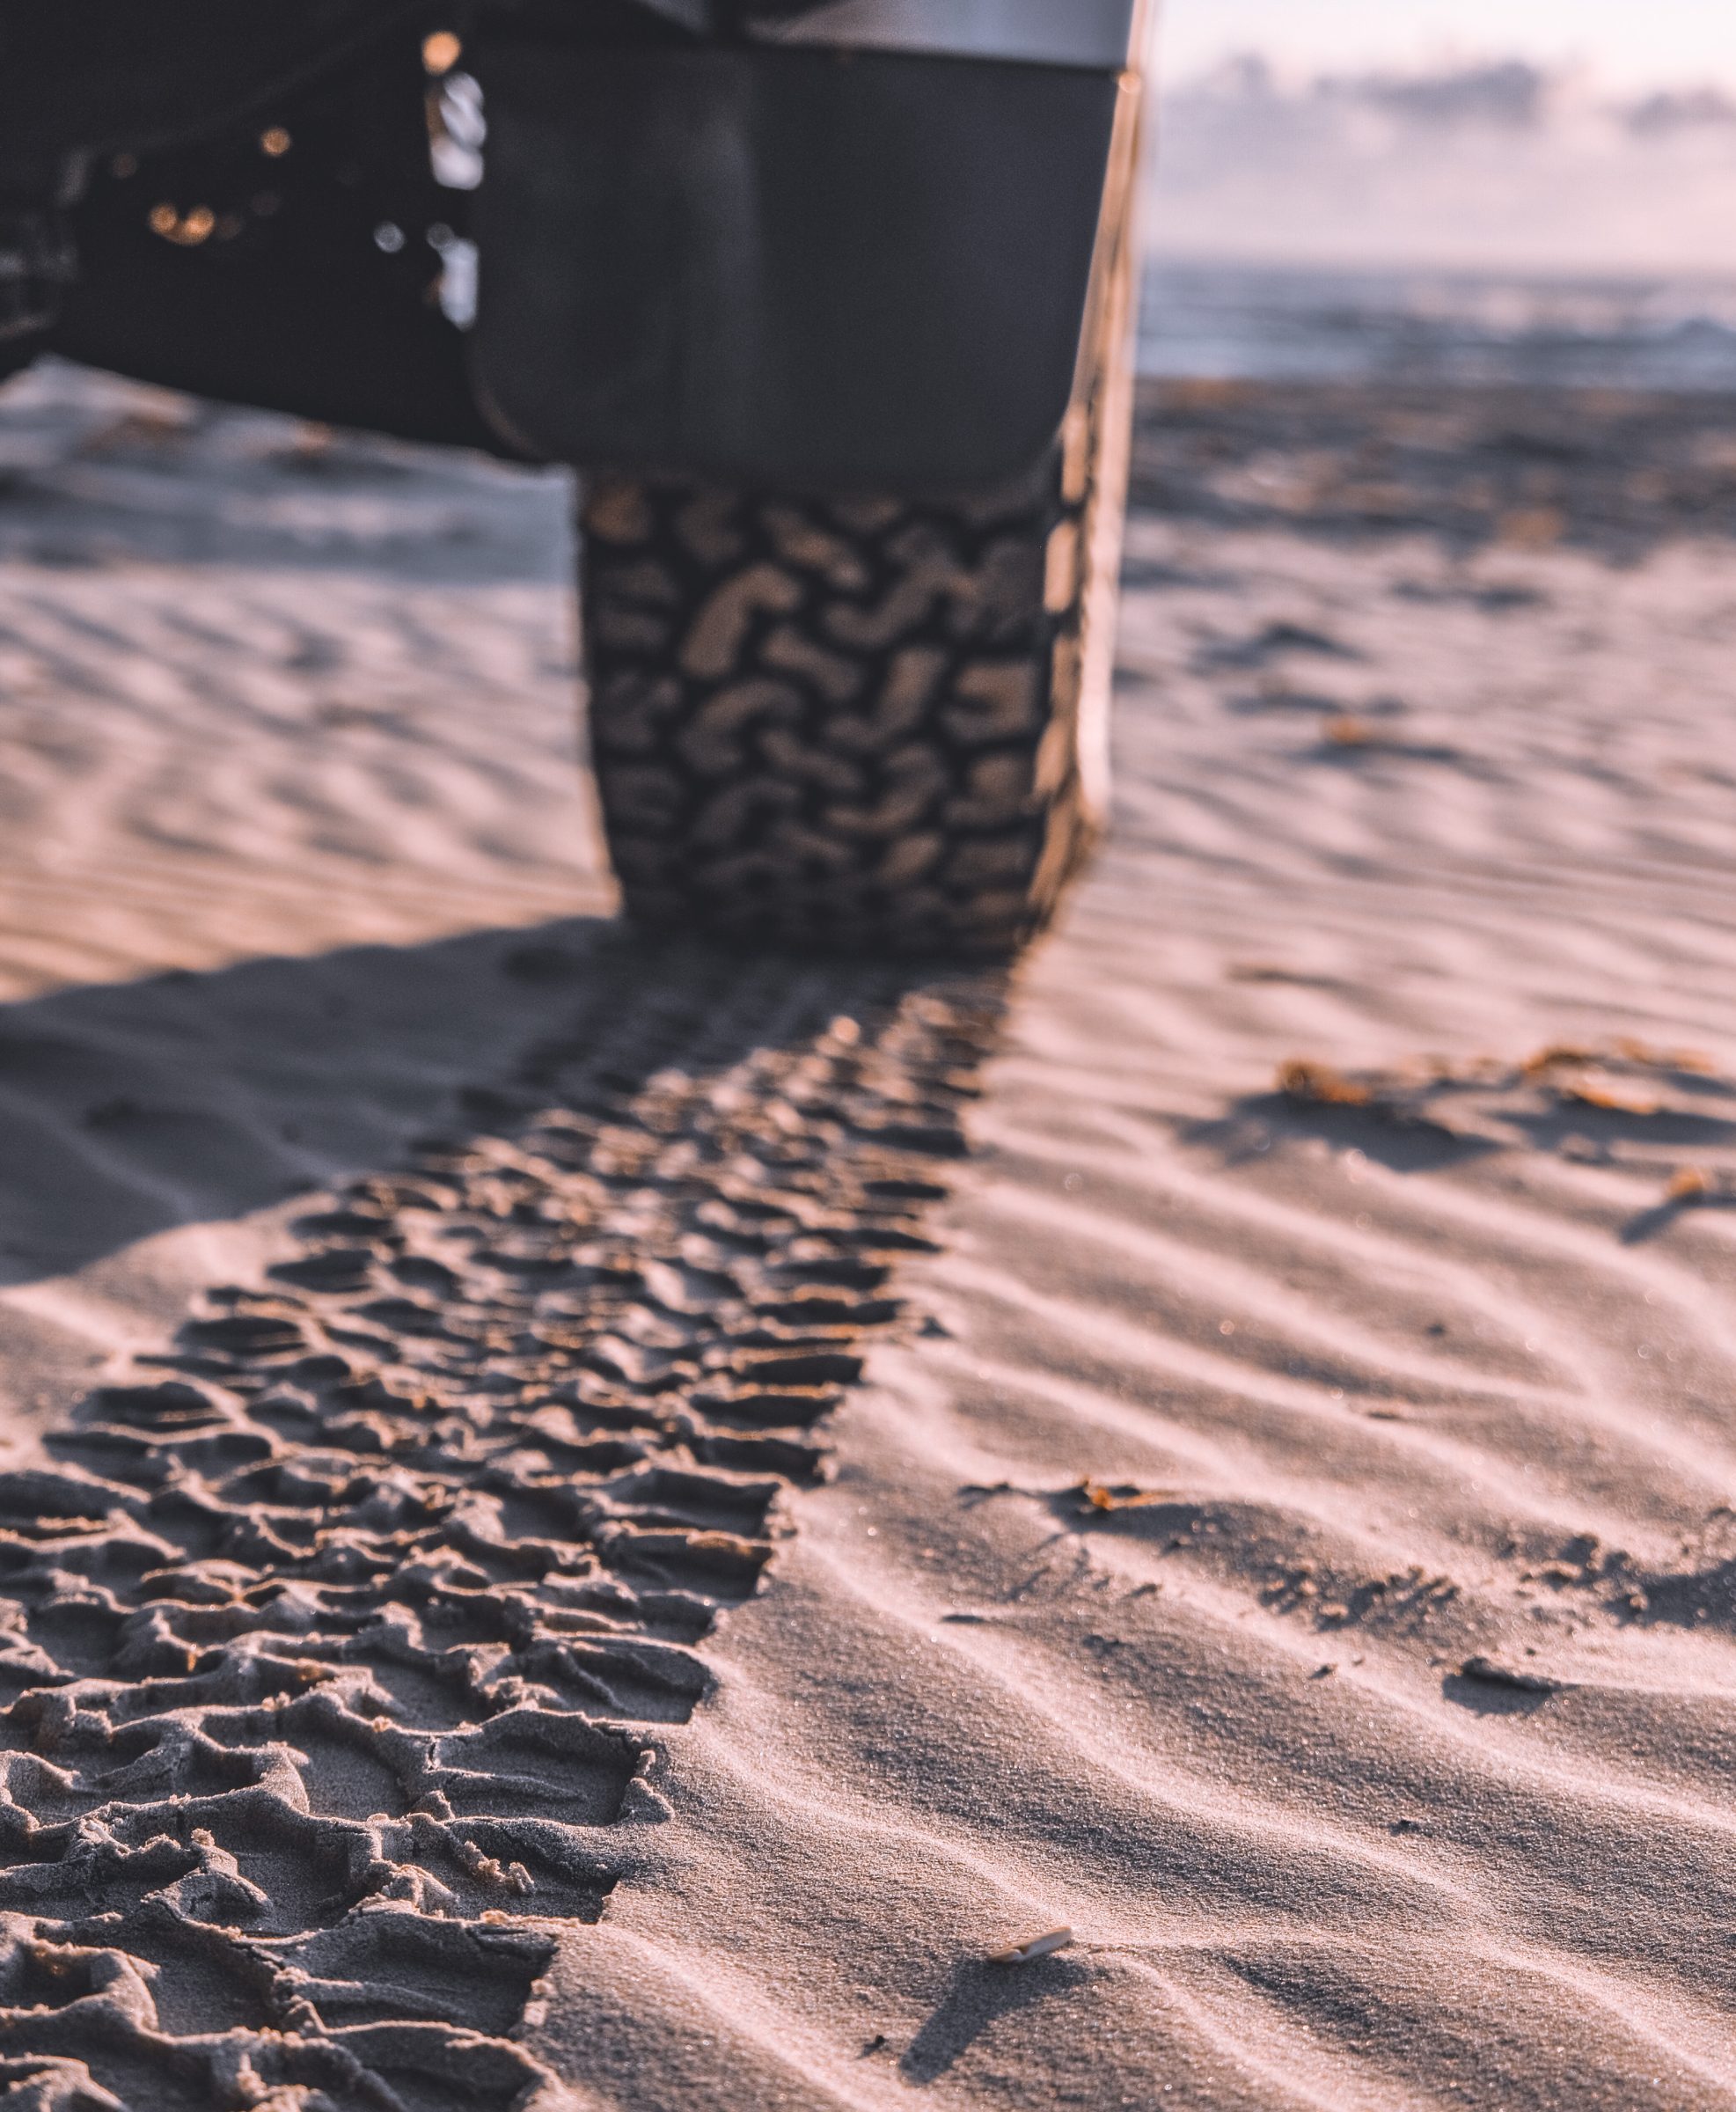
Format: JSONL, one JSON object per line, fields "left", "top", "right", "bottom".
{"left": 0, "top": 363, "right": 1732, "bottom": 2108}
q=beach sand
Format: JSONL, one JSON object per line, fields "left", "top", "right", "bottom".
{"left": 0, "top": 363, "right": 1732, "bottom": 2109}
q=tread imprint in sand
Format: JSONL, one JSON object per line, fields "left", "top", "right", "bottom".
{"left": 0, "top": 957, "right": 999, "bottom": 2112}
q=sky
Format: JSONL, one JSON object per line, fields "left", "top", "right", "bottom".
{"left": 1145, "top": 0, "right": 1736, "bottom": 273}
{"left": 1158, "top": 0, "right": 1736, "bottom": 92}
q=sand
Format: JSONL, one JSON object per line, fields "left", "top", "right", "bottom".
{"left": 0, "top": 361, "right": 1733, "bottom": 2109}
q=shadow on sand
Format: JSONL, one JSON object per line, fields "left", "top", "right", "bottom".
{"left": 901, "top": 1955, "right": 1092, "bottom": 2086}
{"left": 0, "top": 913, "right": 1000, "bottom": 1287}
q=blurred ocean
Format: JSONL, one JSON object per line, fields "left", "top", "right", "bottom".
{"left": 1138, "top": 261, "right": 1736, "bottom": 391}
{"left": 1139, "top": 56, "right": 1736, "bottom": 391}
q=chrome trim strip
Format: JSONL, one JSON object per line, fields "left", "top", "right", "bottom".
{"left": 758, "top": 0, "right": 1143, "bottom": 70}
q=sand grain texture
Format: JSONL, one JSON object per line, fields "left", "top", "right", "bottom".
{"left": 0, "top": 367, "right": 1734, "bottom": 2108}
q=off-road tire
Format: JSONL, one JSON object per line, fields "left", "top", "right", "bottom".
{"left": 577, "top": 199, "right": 1136, "bottom": 958}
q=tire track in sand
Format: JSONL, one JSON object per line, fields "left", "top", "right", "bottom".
{"left": 0, "top": 943, "right": 1000, "bottom": 2112}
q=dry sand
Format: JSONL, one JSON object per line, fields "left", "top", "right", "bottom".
{"left": 0, "top": 362, "right": 1733, "bottom": 2109}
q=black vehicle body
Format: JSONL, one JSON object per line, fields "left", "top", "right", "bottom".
{"left": 1, "top": 1, "right": 1147, "bottom": 495}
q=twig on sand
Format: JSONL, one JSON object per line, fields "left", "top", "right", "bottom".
{"left": 1278, "top": 1059, "right": 1372, "bottom": 1107}
{"left": 1077, "top": 1478, "right": 1174, "bottom": 1513}
{"left": 1524, "top": 1038, "right": 1714, "bottom": 1079}
{"left": 1665, "top": 1165, "right": 1736, "bottom": 1206}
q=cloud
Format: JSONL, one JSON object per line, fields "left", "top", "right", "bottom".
{"left": 1623, "top": 86, "right": 1736, "bottom": 137}
{"left": 1319, "top": 61, "right": 1553, "bottom": 131}
{"left": 1146, "top": 56, "right": 1736, "bottom": 272}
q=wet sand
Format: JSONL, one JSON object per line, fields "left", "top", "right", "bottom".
{"left": 0, "top": 363, "right": 1733, "bottom": 2108}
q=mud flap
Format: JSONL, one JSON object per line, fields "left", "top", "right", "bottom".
{"left": 468, "top": 39, "right": 1124, "bottom": 493}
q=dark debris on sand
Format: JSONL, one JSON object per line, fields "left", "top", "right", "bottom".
{"left": 1132, "top": 378, "right": 1736, "bottom": 558}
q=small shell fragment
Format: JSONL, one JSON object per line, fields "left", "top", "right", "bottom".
{"left": 986, "top": 1926, "right": 1073, "bottom": 1966}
